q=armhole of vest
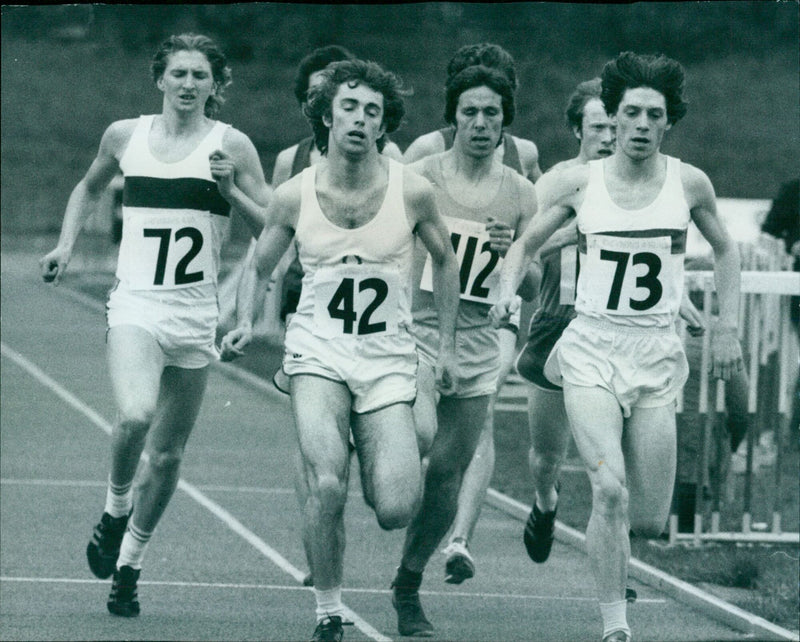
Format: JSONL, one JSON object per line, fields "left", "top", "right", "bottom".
{"left": 119, "top": 115, "right": 147, "bottom": 169}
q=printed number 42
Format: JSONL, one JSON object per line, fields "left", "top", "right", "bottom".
{"left": 327, "top": 277, "right": 388, "bottom": 335}
{"left": 143, "top": 227, "right": 204, "bottom": 286}
{"left": 600, "top": 249, "right": 662, "bottom": 311}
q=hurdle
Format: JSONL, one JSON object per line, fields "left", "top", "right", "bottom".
{"left": 670, "top": 237, "right": 799, "bottom": 545}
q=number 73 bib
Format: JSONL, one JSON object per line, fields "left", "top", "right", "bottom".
{"left": 312, "top": 264, "right": 401, "bottom": 338}
{"left": 578, "top": 234, "right": 680, "bottom": 315}
{"left": 119, "top": 213, "right": 214, "bottom": 290}
{"left": 419, "top": 216, "right": 502, "bottom": 304}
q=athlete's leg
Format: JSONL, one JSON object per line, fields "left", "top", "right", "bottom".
{"left": 131, "top": 364, "right": 209, "bottom": 535}
{"left": 527, "top": 386, "right": 570, "bottom": 513}
{"left": 351, "top": 403, "right": 421, "bottom": 531}
{"left": 563, "top": 383, "right": 627, "bottom": 602}
{"left": 290, "top": 375, "right": 352, "bottom": 592}
{"left": 105, "top": 326, "right": 165, "bottom": 500}
{"left": 448, "top": 327, "right": 516, "bottom": 545}
{"left": 624, "top": 404, "right": 677, "bottom": 538}
{"left": 401, "top": 389, "right": 489, "bottom": 573}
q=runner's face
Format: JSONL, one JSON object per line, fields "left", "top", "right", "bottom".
{"left": 614, "top": 87, "right": 671, "bottom": 160}
{"left": 325, "top": 81, "right": 386, "bottom": 157}
{"left": 157, "top": 50, "right": 215, "bottom": 115}
{"left": 579, "top": 98, "right": 616, "bottom": 160}
{"left": 454, "top": 85, "right": 504, "bottom": 158}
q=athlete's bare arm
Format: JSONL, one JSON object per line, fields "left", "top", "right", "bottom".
{"left": 513, "top": 136, "right": 543, "bottom": 183}
{"left": 683, "top": 163, "right": 743, "bottom": 379}
{"left": 41, "top": 119, "right": 136, "bottom": 284}
{"left": 220, "top": 179, "right": 300, "bottom": 359}
{"left": 402, "top": 131, "right": 446, "bottom": 164}
{"left": 404, "top": 167, "right": 460, "bottom": 392}
{"left": 209, "top": 128, "right": 272, "bottom": 238}
{"left": 271, "top": 144, "right": 300, "bottom": 188}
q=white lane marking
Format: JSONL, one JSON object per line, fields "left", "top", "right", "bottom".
{"left": 0, "top": 576, "right": 666, "bottom": 603}
{"left": 0, "top": 478, "right": 295, "bottom": 494}
{"left": 1, "top": 342, "right": 390, "bottom": 642}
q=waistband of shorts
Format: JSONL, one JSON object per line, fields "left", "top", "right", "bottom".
{"left": 572, "top": 314, "right": 675, "bottom": 335}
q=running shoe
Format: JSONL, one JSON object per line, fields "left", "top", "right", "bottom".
{"left": 107, "top": 565, "right": 140, "bottom": 617}
{"left": 602, "top": 629, "right": 631, "bottom": 642}
{"left": 311, "top": 615, "right": 352, "bottom": 642}
{"left": 442, "top": 539, "right": 475, "bottom": 584}
{"left": 302, "top": 572, "right": 314, "bottom": 587}
{"left": 87, "top": 512, "right": 129, "bottom": 579}
{"left": 391, "top": 581, "right": 434, "bottom": 637}
{"left": 625, "top": 587, "right": 637, "bottom": 603}
{"left": 523, "top": 502, "right": 557, "bottom": 563}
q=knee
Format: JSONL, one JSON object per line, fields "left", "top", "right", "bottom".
{"left": 375, "top": 500, "right": 415, "bottom": 531}
{"left": 592, "top": 473, "right": 629, "bottom": 517}
{"left": 530, "top": 447, "right": 562, "bottom": 477}
{"left": 312, "top": 472, "right": 348, "bottom": 514}
{"left": 147, "top": 447, "right": 184, "bottom": 475}
{"left": 115, "top": 410, "right": 154, "bottom": 443}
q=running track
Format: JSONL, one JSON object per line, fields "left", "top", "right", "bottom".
{"left": 0, "top": 249, "right": 790, "bottom": 641}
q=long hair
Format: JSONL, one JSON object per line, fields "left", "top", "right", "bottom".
{"left": 443, "top": 65, "right": 515, "bottom": 128}
{"left": 601, "top": 51, "right": 688, "bottom": 125}
{"left": 303, "top": 59, "right": 406, "bottom": 155}
{"left": 150, "top": 33, "right": 232, "bottom": 118}
{"left": 446, "top": 42, "right": 518, "bottom": 90}
{"left": 293, "top": 45, "right": 354, "bottom": 105}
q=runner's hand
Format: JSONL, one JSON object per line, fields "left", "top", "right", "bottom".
{"left": 489, "top": 296, "right": 520, "bottom": 329}
{"left": 220, "top": 324, "right": 252, "bottom": 361}
{"left": 486, "top": 217, "right": 514, "bottom": 256}
{"left": 40, "top": 247, "right": 70, "bottom": 285}
{"left": 710, "top": 326, "right": 743, "bottom": 380}
{"left": 209, "top": 149, "right": 236, "bottom": 198}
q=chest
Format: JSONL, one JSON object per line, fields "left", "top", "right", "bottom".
{"left": 316, "top": 183, "right": 387, "bottom": 229}
{"left": 147, "top": 128, "right": 211, "bottom": 164}
{"left": 603, "top": 172, "right": 665, "bottom": 211}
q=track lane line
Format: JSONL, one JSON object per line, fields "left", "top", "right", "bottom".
{"left": 1, "top": 341, "right": 391, "bottom": 642}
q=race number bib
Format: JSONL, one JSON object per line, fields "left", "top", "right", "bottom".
{"left": 312, "top": 264, "right": 400, "bottom": 338}
{"left": 419, "top": 216, "right": 502, "bottom": 304}
{"left": 580, "top": 234, "right": 672, "bottom": 315}
{"left": 559, "top": 245, "right": 578, "bottom": 305}
{"left": 123, "top": 214, "right": 214, "bottom": 290}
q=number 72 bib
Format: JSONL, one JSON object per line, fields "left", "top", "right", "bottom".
{"left": 419, "top": 216, "right": 502, "bottom": 304}
{"left": 120, "top": 213, "right": 214, "bottom": 290}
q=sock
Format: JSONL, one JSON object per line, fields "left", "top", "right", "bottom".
{"left": 600, "top": 599, "right": 630, "bottom": 638}
{"left": 392, "top": 564, "right": 423, "bottom": 593}
{"left": 314, "top": 586, "right": 344, "bottom": 622}
{"left": 116, "top": 522, "right": 152, "bottom": 570}
{"left": 104, "top": 478, "right": 133, "bottom": 518}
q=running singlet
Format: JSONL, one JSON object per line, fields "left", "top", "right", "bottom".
{"left": 412, "top": 155, "right": 529, "bottom": 329}
{"left": 290, "top": 159, "right": 415, "bottom": 339}
{"left": 116, "top": 115, "right": 231, "bottom": 304}
{"left": 574, "top": 156, "right": 690, "bottom": 327}
{"left": 440, "top": 127, "right": 522, "bottom": 175}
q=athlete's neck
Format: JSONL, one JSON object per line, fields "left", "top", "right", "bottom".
{"left": 610, "top": 150, "right": 665, "bottom": 183}
{"left": 326, "top": 146, "right": 386, "bottom": 191}
{"left": 158, "top": 106, "right": 209, "bottom": 137}
{"left": 447, "top": 145, "right": 496, "bottom": 182}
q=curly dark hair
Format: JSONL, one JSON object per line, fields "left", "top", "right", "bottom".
{"left": 565, "top": 77, "right": 602, "bottom": 132}
{"left": 303, "top": 59, "right": 406, "bottom": 155}
{"left": 292, "top": 45, "right": 354, "bottom": 105}
{"left": 150, "top": 33, "right": 232, "bottom": 118}
{"left": 446, "top": 42, "right": 518, "bottom": 90}
{"left": 601, "top": 51, "right": 688, "bottom": 125}
{"left": 444, "top": 65, "right": 515, "bottom": 128}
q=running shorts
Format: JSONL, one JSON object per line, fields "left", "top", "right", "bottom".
{"left": 544, "top": 315, "right": 689, "bottom": 418}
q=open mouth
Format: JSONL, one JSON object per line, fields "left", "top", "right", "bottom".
{"left": 631, "top": 137, "right": 649, "bottom": 145}
{"left": 347, "top": 131, "right": 366, "bottom": 140}
{"left": 597, "top": 149, "right": 613, "bottom": 156}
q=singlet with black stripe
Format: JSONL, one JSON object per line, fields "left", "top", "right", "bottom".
{"left": 574, "top": 155, "right": 690, "bottom": 328}
{"left": 439, "top": 127, "right": 523, "bottom": 175}
{"left": 116, "top": 115, "right": 231, "bottom": 304}
{"left": 290, "top": 159, "right": 415, "bottom": 339}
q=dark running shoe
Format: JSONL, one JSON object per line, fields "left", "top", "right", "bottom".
{"left": 302, "top": 572, "right": 314, "bottom": 587}
{"left": 87, "top": 512, "right": 129, "bottom": 579}
{"left": 442, "top": 539, "right": 475, "bottom": 584}
{"left": 602, "top": 629, "right": 631, "bottom": 642}
{"left": 625, "top": 587, "right": 637, "bottom": 603}
{"left": 107, "top": 565, "right": 140, "bottom": 617}
{"left": 311, "top": 615, "right": 352, "bottom": 642}
{"left": 523, "top": 502, "right": 557, "bottom": 563}
{"left": 391, "top": 582, "right": 434, "bottom": 637}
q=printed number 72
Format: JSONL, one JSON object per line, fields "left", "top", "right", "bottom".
{"left": 143, "top": 227, "right": 204, "bottom": 286}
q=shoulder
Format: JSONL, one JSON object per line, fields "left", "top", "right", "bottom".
{"left": 536, "top": 162, "right": 590, "bottom": 202}
{"left": 101, "top": 118, "right": 138, "bottom": 155}
{"left": 511, "top": 135, "right": 540, "bottom": 160}
{"left": 402, "top": 130, "right": 446, "bottom": 163}
{"left": 545, "top": 158, "right": 579, "bottom": 175}
{"left": 402, "top": 164, "right": 437, "bottom": 211}
{"left": 678, "top": 159, "right": 715, "bottom": 206}
{"left": 381, "top": 140, "right": 404, "bottom": 161}
{"left": 222, "top": 126, "right": 258, "bottom": 156}
{"left": 272, "top": 143, "right": 300, "bottom": 186}
{"left": 270, "top": 171, "right": 304, "bottom": 221}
